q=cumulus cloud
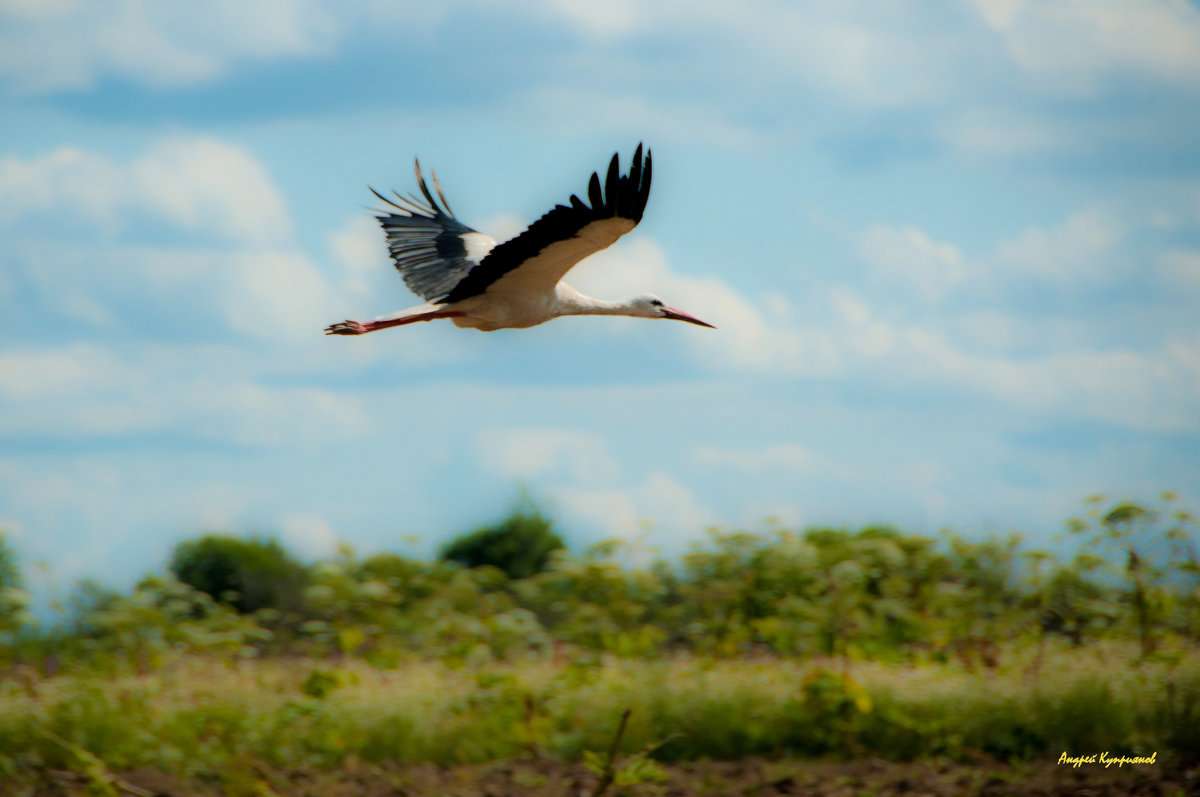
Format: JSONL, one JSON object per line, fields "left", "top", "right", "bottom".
{"left": 0, "top": 515, "right": 26, "bottom": 539}
{"left": 0, "top": 138, "right": 292, "bottom": 245}
{"left": 0, "top": 0, "right": 338, "bottom": 95}
{"left": 476, "top": 428, "right": 619, "bottom": 482}
{"left": 0, "top": 340, "right": 371, "bottom": 444}
{"left": 1161, "top": 250, "right": 1200, "bottom": 294}
{"left": 747, "top": 207, "right": 1200, "bottom": 433}
{"left": 860, "top": 225, "right": 966, "bottom": 301}
{"left": 889, "top": 324, "right": 1200, "bottom": 432}
{"left": 989, "top": 207, "right": 1123, "bottom": 282}
{"left": 570, "top": 236, "right": 841, "bottom": 376}
{"left": 553, "top": 487, "right": 641, "bottom": 541}
{"left": 511, "top": 87, "right": 766, "bottom": 149}
{"left": 969, "top": 0, "right": 1200, "bottom": 92}
{"left": 223, "top": 249, "right": 333, "bottom": 339}
{"left": 132, "top": 138, "right": 293, "bottom": 246}
{"left": 549, "top": 0, "right": 640, "bottom": 38}
{"left": 280, "top": 513, "right": 341, "bottom": 560}
{"left": 693, "top": 444, "right": 818, "bottom": 474}
{"left": 0, "top": 147, "right": 125, "bottom": 230}
{"left": 828, "top": 287, "right": 895, "bottom": 359}
{"left": 0, "top": 137, "right": 348, "bottom": 351}
{"left": 0, "top": 342, "right": 125, "bottom": 403}
{"left": 553, "top": 471, "right": 718, "bottom": 545}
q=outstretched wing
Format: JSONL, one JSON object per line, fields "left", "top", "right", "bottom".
{"left": 437, "top": 144, "right": 652, "bottom": 305}
{"left": 370, "top": 160, "right": 496, "bottom": 302}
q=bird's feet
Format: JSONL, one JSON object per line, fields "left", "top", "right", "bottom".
{"left": 325, "top": 320, "right": 369, "bottom": 335}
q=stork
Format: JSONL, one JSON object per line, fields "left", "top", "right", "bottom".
{"left": 325, "top": 144, "right": 715, "bottom": 335}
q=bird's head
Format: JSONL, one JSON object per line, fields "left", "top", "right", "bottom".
{"left": 630, "top": 294, "right": 715, "bottom": 328}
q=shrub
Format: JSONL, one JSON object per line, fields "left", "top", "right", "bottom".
{"left": 169, "top": 533, "right": 309, "bottom": 615}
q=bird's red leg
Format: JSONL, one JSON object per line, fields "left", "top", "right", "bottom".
{"left": 324, "top": 310, "right": 465, "bottom": 335}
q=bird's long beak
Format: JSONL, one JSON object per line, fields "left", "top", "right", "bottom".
{"left": 662, "top": 306, "right": 716, "bottom": 329}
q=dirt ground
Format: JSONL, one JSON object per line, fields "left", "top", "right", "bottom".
{"left": 12, "top": 756, "right": 1199, "bottom": 797}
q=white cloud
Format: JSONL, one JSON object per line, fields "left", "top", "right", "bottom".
{"left": 0, "top": 147, "right": 124, "bottom": 230}
{"left": 0, "top": 138, "right": 292, "bottom": 245}
{"left": 553, "top": 471, "right": 718, "bottom": 544}
{"left": 940, "top": 109, "right": 1067, "bottom": 161}
{"left": 828, "top": 287, "right": 895, "bottom": 359}
{"left": 11, "top": 240, "right": 337, "bottom": 347}
{"left": 969, "top": 0, "right": 1200, "bottom": 92}
{"left": 849, "top": 210, "right": 1125, "bottom": 306}
{"left": 503, "top": 0, "right": 1200, "bottom": 170}
{"left": 132, "top": 138, "right": 293, "bottom": 246}
{"left": 571, "top": 236, "right": 841, "bottom": 376}
{"left": 1160, "top": 250, "right": 1200, "bottom": 294}
{"left": 512, "top": 87, "right": 766, "bottom": 150}
{"left": 223, "top": 249, "right": 332, "bottom": 339}
{"left": 0, "top": 0, "right": 338, "bottom": 95}
{"left": 553, "top": 487, "right": 641, "bottom": 541}
{"left": 328, "top": 214, "right": 391, "bottom": 300}
{"left": 477, "top": 428, "right": 618, "bottom": 482}
{"left": 586, "top": 0, "right": 973, "bottom": 111}
{"left": 280, "top": 513, "right": 340, "bottom": 560}
{"left": 693, "top": 443, "right": 818, "bottom": 474}
{"left": 0, "top": 343, "right": 125, "bottom": 402}
{"left": 860, "top": 225, "right": 966, "bottom": 301}
{"left": 0, "top": 138, "right": 349, "bottom": 352}
{"left": 0, "top": 341, "right": 372, "bottom": 445}
{"left": 895, "top": 326, "right": 1200, "bottom": 432}
{"left": 989, "top": 208, "right": 1122, "bottom": 281}
{"left": 0, "top": 515, "right": 26, "bottom": 540}
{"left": 550, "top": 0, "right": 640, "bottom": 38}
{"left": 638, "top": 471, "right": 719, "bottom": 535}
{"left": 479, "top": 213, "right": 527, "bottom": 246}
{"left": 0, "top": 0, "right": 77, "bottom": 19}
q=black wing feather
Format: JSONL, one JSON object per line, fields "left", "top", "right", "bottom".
{"left": 370, "top": 159, "right": 492, "bottom": 302}
{"left": 438, "top": 144, "right": 652, "bottom": 304}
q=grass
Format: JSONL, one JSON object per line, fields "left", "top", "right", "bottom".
{"left": 1, "top": 641, "right": 1197, "bottom": 790}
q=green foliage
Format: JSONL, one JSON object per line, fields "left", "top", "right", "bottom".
{"left": 0, "top": 648, "right": 1198, "bottom": 786}
{"left": 3, "top": 492, "right": 1200, "bottom": 789}
{"left": 64, "top": 576, "right": 272, "bottom": 673}
{"left": 441, "top": 496, "right": 565, "bottom": 579}
{"left": 3, "top": 493, "right": 1197, "bottom": 680}
{"left": 0, "top": 532, "right": 32, "bottom": 646}
{"left": 0, "top": 530, "right": 21, "bottom": 590}
{"left": 301, "top": 668, "right": 360, "bottom": 700}
{"left": 1066, "top": 493, "right": 1198, "bottom": 655}
{"left": 169, "top": 533, "right": 309, "bottom": 615}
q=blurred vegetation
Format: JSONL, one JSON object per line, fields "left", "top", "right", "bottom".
{"left": 170, "top": 533, "right": 309, "bottom": 616}
{"left": 2, "top": 494, "right": 1198, "bottom": 670}
{"left": 1, "top": 493, "right": 1198, "bottom": 787}
{"left": 440, "top": 492, "right": 565, "bottom": 579}
{"left": 0, "top": 531, "right": 33, "bottom": 648}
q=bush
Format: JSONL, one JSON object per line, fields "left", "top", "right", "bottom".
{"left": 169, "top": 533, "right": 309, "bottom": 615}
{"left": 441, "top": 497, "right": 565, "bottom": 580}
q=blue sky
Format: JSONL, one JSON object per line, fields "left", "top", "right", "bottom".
{"left": 2, "top": 0, "right": 1199, "bottom": 595}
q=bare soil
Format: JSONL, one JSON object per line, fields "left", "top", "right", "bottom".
{"left": 13, "top": 756, "right": 1199, "bottom": 797}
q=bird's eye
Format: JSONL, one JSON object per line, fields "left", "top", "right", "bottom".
{"left": 650, "top": 299, "right": 663, "bottom": 308}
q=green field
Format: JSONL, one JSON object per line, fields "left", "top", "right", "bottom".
{"left": 1, "top": 495, "right": 1198, "bottom": 794}
{"left": 2, "top": 644, "right": 1197, "bottom": 795}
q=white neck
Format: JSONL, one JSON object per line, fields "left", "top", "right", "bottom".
{"left": 554, "top": 284, "right": 647, "bottom": 318}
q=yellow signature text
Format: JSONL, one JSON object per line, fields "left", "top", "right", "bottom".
{"left": 1057, "top": 752, "right": 1157, "bottom": 768}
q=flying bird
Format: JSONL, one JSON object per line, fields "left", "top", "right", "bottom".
{"left": 325, "top": 144, "right": 715, "bottom": 336}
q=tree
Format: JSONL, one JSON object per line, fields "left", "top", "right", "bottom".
{"left": 441, "top": 495, "right": 565, "bottom": 580}
{"left": 169, "top": 533, "right": 309, "bottom": 615}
